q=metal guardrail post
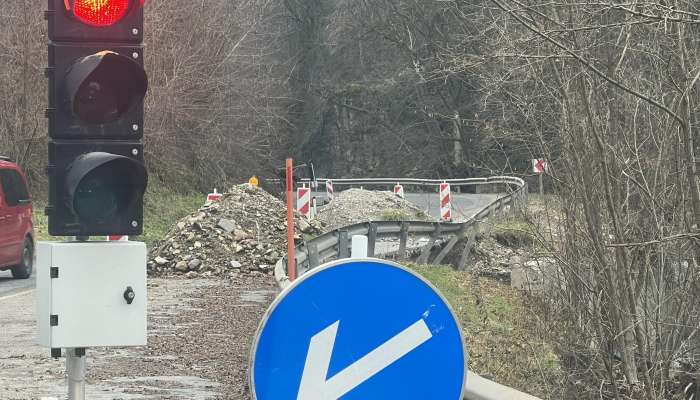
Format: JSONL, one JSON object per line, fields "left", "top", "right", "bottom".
{"left": 307, "top": 242, "right": 320, "bottom": 269}
{"left": 458, "top": 226, "right": 478, "bottom": 271}
{"left": 398, "top": 222, "right": 409, "bottom": 260}
{"left": 367, "top": 222, "right": 378, "bottom": 257}
{"left": 417, "top": 223, "right": 441, "bottom": 264}
{"left": 433, "top": 233, "right": 461, "bottom": 265}
{"left": 338, "top": 230, "right": 349, "bottom": 259}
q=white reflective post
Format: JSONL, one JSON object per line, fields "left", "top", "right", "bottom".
{"left": 351, "top": 235, "right": 368, "bottom": 258}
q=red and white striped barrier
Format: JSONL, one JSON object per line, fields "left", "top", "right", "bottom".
{"left": 205, "top": 188, "right": 222, "bottom": 205}
{"left": 440, "top": 182, "right": 452, "bottom": 221}
{"left": 394, "top": 183, "right": 404, "bottom": 198}
{"left": 107, "top": 235, "right": 128, "bottom": 241}
{"left": 297, "top": 185, "right": 311, "bottom": 218}
{"left": 326, "top": 180, "right": 334, "bottom": 200}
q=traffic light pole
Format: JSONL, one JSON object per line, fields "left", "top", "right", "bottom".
{"left": 42, "top": 3, "right": 149, "bottom": 398}
{"left": 67, "top": 348, "right": 86, "bottom": 400}
{"left": 66, "top": 240, "right": 87, "bottom": 400}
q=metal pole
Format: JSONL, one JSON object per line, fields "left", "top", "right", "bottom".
{"left": 538, "top": 173, "right": 544, "bottom": 198}
{"left": 285, "top": 159, "right": 296, "bottom": 281}
{"left": 67, "top": 348, "right": 86, "bottom": 400}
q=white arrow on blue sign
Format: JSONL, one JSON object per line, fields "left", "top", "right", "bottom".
{"left": 250, "top": 258, "right": 467, "bottom": 400}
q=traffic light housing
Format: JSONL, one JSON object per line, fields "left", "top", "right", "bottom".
{"left": 46, "top": 0, "right": 148, "bottom": 236}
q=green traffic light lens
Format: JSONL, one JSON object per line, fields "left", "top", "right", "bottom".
{"left": 73, "top": 176, "right": 120, "bottom": 223}
{"left": 68, "top": 153, "right": 147, "bottom": 226}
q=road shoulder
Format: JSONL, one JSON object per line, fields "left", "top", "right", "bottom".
{"left": 0, "top": 275, "right": 277, "bottom": 400}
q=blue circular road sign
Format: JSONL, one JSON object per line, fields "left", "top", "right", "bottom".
{"left": 250, "top": 258, "right": 467, "bottom": 400}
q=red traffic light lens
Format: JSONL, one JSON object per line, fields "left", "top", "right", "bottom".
{"left": 71, "top": 0, "right": 132, "bottom": 27}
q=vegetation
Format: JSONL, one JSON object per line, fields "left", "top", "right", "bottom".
{"left": 2, "top": 0, "right": 698, "bottom": 397}
{"left": 409, "top": 264, "right": 563, "bottom": 399}
{"left": 490, "top": 215, "right": 538, "bottom": 248}
{"left": 380, "top": 209, "right": 413, "bottom": 221}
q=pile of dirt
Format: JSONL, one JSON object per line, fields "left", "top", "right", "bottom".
{"left": 317, "top": 189, "right": 431, "bottom": 232}
{"left": 148, "top": 184, "right": 322, "bottom": 278}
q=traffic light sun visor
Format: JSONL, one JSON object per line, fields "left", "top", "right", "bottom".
{"left": 65, "top": 51, "right": 148, "bottom": 124}
{"left": 65, "top": 152, "right": 147, "bottom": 225}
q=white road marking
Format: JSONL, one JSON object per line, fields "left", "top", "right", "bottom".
{"left": 297, "top": 319, "right": 433, "bottom": 400}
{"left": 0, "top": 288, "right": 34, "bottom": 301}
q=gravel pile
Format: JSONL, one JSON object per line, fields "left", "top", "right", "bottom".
{"left": 317, "top": 189, "right": 431, "bottom": 232}
{"left": 148, "top": 184, "right": 321, "bottom": 278}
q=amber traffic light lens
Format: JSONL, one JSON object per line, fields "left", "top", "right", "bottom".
{"left": 67, "top": 51, "right": 148, "bottom": 124}
{"left": 72, "top": 0, "right": 131, "bottom": 27}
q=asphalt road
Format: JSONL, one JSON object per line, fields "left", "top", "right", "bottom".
{"left": 403, "top": 192, "right": 501, "bottom": 221}
{"left": 313, "top": 191, "right": 502, "bottom": 222}
{"left": 0, "top": 270, "right": 35, "bottom": 299}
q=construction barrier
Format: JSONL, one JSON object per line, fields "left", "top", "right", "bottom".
{"left": 107, "top": 235, "right": 128, "bottom": 241}
{"left": 326, "top": 180, "right": 334, "bottom": 200}
{"left": 297, "top": 185, "right": 311, "bottom": 218}
{"left": 206, "top": 188, "right": 222, "bottom": 205}
{"left": 394, "top": 183, "right": 404, "bottom": 198}
{"left": 440, "top": 182, "right": 452, "bottom": 221}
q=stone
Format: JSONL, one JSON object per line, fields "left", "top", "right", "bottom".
{"left": 148, "top": 183, "right": 322, "bottom": 279}
{"left": 175, "top": 261, "right": 189, "bottom": 272}
{"left": 217, "top": 218, "right": 236, "bottom": 233}
{"left": 233, "top": 229, "right": 249, "bottom": 241}
{"left": 298, "top": 219, "right": 312, "bottom": 233}
{"left": 185, "top": 271, "right": 198, "bottom": 279}
{"left": 188, "top": 259, "right": 202, "bottom": 270}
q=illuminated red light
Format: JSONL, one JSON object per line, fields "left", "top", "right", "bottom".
{"left": 71, "top": 0, "right": 132, "bottom": 27}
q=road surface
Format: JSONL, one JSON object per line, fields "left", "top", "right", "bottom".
{"left": 0, "top": 270, "right": 35, "bottom": 299}
{"left": 312, "top": 191, "right": 502, "bottom": 222}
{"left": 403, "top": 192, "right": 501, "bottom": 221}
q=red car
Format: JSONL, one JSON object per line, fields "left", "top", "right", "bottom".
{"left": 0, "top": 156, "right": 34, "bottom": 279}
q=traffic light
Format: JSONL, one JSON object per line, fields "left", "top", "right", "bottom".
{"left": 46, "top": 0, "right": 148, "bottom": 236}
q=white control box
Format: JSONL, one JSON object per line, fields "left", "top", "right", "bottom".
{"left": 36, "top": 241, "right": 147, "bottom": 348}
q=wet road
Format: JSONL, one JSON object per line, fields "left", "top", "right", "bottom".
{"left": 0, "top": 270, "right": 35, "bottom": 300}
{"left": 402, "top": 193, "right": 502, "bottom": 221}
{"left": 312, "top": 191, "right": 502, "bottom": 222}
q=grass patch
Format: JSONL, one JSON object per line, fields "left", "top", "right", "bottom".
{"left": 408, "top": 264, "right": 563, "bottom": 399}
{"left": 380, "top": 209, "right": 412, "bottom": 221}
{"left": 381, "top": 208, "right": 429, "bottom": 221}
{"left": 32, "top": 184, "right": 203, "bottom": 249}
{"left": 490, "top": 215, "right": 538, "bottom": 247}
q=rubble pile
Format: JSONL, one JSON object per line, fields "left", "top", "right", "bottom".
{"left": 148, "top": 184, "right": 322, "bottom": 278}
{"left": 317, "top": 189, "right": 431, "bottom": 232}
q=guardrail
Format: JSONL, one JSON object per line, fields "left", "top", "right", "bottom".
{"left": 274, "top": 176, "right": 542, "bottom": 400}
